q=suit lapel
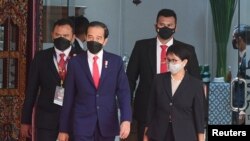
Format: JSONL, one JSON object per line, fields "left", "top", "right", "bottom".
{"left": 81, "top": 52, "right": 95, "bottom": 87}
{"left": 148, "top": 38, "right": 157, "bottom": 75}
{"left": 172, "top": 73, "right": 189, "bottom": 99}
{"left": 99, "top": 51, "right": 109, "bottom": 88}
{"left": 48, "top": 49, "right": 61, "bottom": 82}
{"left": 172, "top": 39, "right": 178, "bottom": 46}
{"left": 69, "top": 46, "right": 79, "bottom": 58}
{"left": 163, "top": 73, "right": 172, "bottom": 98}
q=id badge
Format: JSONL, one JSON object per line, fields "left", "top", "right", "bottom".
{"left": 53, "top": 86, "right": 65, "bottom": 106}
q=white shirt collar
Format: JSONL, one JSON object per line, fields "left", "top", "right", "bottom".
{"left": 156, "top": 37, "right": 174, "bottom": 47}
{"left": 239, "top": 49, "right": 246, "bottom": 58}
{"left": 87, "top": 49, "right": 104, "bottom": 59}
{"left": 54, "top": 46, "right": 72, "bottom": 58}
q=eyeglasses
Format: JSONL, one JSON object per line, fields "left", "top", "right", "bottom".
{"left": 167, "top": 59, "right": 181, "bottom": 63}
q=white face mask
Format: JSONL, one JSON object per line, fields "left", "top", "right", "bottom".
{"left": 168, "top": 62, "right": 184, "bottom": 74}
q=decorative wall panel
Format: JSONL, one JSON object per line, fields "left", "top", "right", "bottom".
{"left": 0, "top": 0, "right": 28, "bottom": 140}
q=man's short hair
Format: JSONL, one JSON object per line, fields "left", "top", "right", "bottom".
{"left": 233, "top": 24, "right": 250, "bottom": 44}
{"left": 52, "top": 18, "right": 75, "bottom": 33}
{"left": 69, "top": 16, "right": 89, "bottom": 36}
{"left": 87, "top": 21, "right": 109, "bottom": 39}
{"left": 156, "top": 9, "right": 177, "bottom": 24}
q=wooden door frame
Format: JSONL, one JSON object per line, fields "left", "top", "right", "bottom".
{"left": 26, "top": 1, "right": 42, "bottom": 141}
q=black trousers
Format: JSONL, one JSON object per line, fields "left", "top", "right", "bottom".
{"left": 36, "top": 128, "right": 58, "bottom": 141}
{"left": 136, "top": 121, "right": 146, "bottom": 141}
{"left": 36, "top": 128, "right": 74, "bottom": 141}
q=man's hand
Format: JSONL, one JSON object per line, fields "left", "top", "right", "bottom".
{"left": 57, "top": 132, "right": 69, "bottom": 141}
{"left": 143, "top": 135, "right": 149, "bottom": 141}
{"left": 20, "top": 124, "right": 32, "bottom": 138}
{"left": 239, "top": 111, "right": 246, "bottom": 125}
{"left": 143, "top": 127, "right": 149, "bottom": 141}
{"left": 120, "top": 121, "right": 130, "bottom": 139}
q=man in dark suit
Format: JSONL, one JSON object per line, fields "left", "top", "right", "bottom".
{"left": 58, "top": 21, "right": 132, "bottom": 141}
{"left": 232, "top": 24, "right": 250, "bottom": 78}
{"left": 20, "top": 18, "right": 82, "bottom": 141}
{"left": 126, "top": 9, "right": 201, "bottom": 141}
{"left": 231, "top": 24, "right": 250, "bottom": 124}
{"left": 70, "top": 16, "right": 89, "bottom": 51}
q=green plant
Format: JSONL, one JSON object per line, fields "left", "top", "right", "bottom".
{"left": 210, "top": 0, "right": 237, "bottom": 78}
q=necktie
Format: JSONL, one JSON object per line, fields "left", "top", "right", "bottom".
{"left": 93, "top": 56, "right": 100, "bottom": 88}
{"left": 160, "top": 45, "right": 168, "bottom": 73}
{"left": 58, "top": 53, "right": 66, "bottom": 81}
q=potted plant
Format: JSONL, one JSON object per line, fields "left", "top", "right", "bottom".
{"left": 210, "top": 0, "right": 237, "bottom": 78}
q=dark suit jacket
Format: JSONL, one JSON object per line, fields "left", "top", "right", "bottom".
{"left": 21, "top": 46, "right": 82, "bottom": 129}
{"left": 238, "top": 52, "right": 248, "bottom": 78}
{"left": 234, "top": 52, "right": 247, "bottom": 108}
{"left": 59, "top": 51, "right": 132, "bottom": 137}
{"left": 73, "top": 39, "right": 85, "bottom": 52}
{"left": 126, "top": 38, "right": 201, "bottom": 122}
{"left": 146, "top": 72, "right": 205, "bottom": 141}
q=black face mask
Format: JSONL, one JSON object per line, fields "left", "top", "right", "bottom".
{"left": 232, "top": 38, "right": 238, "bottom": 49}
{"left": 157, "top": 27, "right": 175, "bottom": 40}
{"left": 87, "top": 41, "right": 103, "bottom": 54}
{"left": 54, "top": 37, "right": 71, "bottom": 51}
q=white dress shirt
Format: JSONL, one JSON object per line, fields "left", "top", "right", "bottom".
{"left": 87, "top": 50, "right": 103, "bottom": 76}
{"left": 156, "top": 38, "right": 173, "bottom": 74}
{"left": 54, "top": 46, "right": 72, "bottom": 71}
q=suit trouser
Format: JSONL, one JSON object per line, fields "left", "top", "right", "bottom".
{"left": 232, "top": 83, "right": 245, "bottom": 125}
{"left": 36, "top": 128, "right": 74, "bottom": 141}
{"left": 74, "top": 122, "right": 115, "bottom": 141}
{"left": 36, "top": 128, "right": 58, "bottom": 141}
{"left": 136, "top": 121, "right": 146, "bottom": 141}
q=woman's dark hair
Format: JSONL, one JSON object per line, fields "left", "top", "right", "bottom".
{"left": 166, "top": 45, "right": 191, "bottom": 61}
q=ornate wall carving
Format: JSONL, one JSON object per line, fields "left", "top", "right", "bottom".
{"left": 0, "top": 0, "right": 28, "bottom": 140}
